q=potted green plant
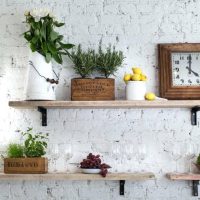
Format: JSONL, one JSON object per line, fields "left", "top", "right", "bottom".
{"left": 4, "top": 128, "right": 49, "bottom": 174}
{"left": 194, "top": 154, "right": 200, "bottom": 171}
{"left": 70, "top": 44, "right": 124, "bottom": 101}
{"left": 96, "top": 44, "right": 124, "bottom": 78}
{"left": 23, "top": 9, "right": 74, "bottom": 100}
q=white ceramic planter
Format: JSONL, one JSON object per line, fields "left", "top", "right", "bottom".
{"left": 126, "top": 81, "right": 146, "bottom": 100}
{"left": 25, "top": 51, "right": 56, "bottom": 100}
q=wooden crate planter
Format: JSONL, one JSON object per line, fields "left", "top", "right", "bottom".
{"left": 71, "top": 78, "right": 115, "bottom": 101}
{"left": 4, "top": 157, "right": 48, "bottom": 174}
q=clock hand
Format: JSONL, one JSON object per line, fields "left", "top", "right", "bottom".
{"left": 186, "top": 55, "right": 198, "bottom": 76}
{"left": 186, "top": 66, "right": 199, "bottom": 77}
{"left": 188, "top": 54, "right": 192, "bottom": 74}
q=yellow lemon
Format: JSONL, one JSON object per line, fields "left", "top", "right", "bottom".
{"left": 131, "top": 74, "right": 141, "bottom": 81}
{"left": 141, "top": 74, "right": 147, "bottom": 81}
{"left": 123, "top": 74, "right": 131, "bottom": 82}
{"left": 145, "top": 92, "right": 156, "bottom": 101}
{"left": 132, "top": 67, "right": 142, "bottom": 75}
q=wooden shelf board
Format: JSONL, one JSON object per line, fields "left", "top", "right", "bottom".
{"left": 0, "top": 172, "right": 155, "bottom": 181}
{"left": 167, "top": 173, "right": 200, "bottom": 181}
{"left": 8, "top": 100, "right": 200, "bottom": 109}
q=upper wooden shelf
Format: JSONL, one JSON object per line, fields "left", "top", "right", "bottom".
{"left": 0, "top": 172, "right": 155, "bottom": 181}
{"left": 8, "top": 100, "right": 200, "bottom": 109}
{"left": 167, "top": 173, "right": 200, "bottom": 181}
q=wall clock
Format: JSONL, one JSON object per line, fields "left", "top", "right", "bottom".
{"left": 158, "top": 43, "right": 200, "bottom": 99}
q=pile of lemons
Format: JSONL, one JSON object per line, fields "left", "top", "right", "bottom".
{"left": 123, "top": 67, "right": 156, "bottom": 101}
{"left": 123, "top": 67, "right": 147, "bottom": 83}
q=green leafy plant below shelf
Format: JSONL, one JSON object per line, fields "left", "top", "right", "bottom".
{"left": 22, "top": 127, "right": 49, "bottom": 157}
{"left": 197, "top": 154, "right": 200, "bottom": 165}
{"left": 7, "top": 143, "right": 24, "bottom": 158}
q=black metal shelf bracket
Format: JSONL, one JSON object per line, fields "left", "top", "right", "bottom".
{"left": 193, "top": 180, "right": 199, "bottom": 196}
{"left": 191, "top": 106, "right": 200, "bottom": 125}
{"left": 38, "top": 107, "right": 47, "bottom": 126}
{"left": 119, "top": 180, "right": 125, "bottom": 195}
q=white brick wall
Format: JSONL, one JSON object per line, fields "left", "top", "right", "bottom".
{"left": 1, "top": 0, "right": 200, "bottom": 199}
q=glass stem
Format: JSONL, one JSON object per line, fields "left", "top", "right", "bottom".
{"left": 189, "top": 159, "right": 192, "bottom": 173}
{"left": 66, "top": 160, "right": 69, "bottom": 173}
{"left": 175, "top": 159, "right": 178, "bottom": 172}
{"left": 54, "top": 160, "right": 57, "bottom": 172}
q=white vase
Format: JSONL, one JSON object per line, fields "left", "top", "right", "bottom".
{"left": 25, "top": 51, "right": 56, "bottom": 100}
{"left": 126, "top": 81, "right": 146, "bottom": 100}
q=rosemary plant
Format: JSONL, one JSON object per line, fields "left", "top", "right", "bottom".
{"left": 70, "top": 45, "right": 96, "bottom": 78}
{"left": 96, "top": 44, "right": 124, "bottom": 78}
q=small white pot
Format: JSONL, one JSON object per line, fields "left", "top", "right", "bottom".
{"left": 126, "top": 81, "right": 146, "bottom": 100}
{"left": 25, "top": 51, "right": 56, "bottom": 100}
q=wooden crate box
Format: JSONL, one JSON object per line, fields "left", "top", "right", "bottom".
{"left": 71, "top": 78, "right": 115, "bottom": 101}
{"left": 4, "top": 157, "right": 48, "bottom": 174}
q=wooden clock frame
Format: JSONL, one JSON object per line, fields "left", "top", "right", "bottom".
{"left": 158, "top": 43, "right": 200, "bottom": 100}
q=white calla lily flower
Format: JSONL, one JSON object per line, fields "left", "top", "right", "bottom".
{"left": 30, "top": 8, "right": 51, "bottom": 19}
{"left": 24, "top": 10, "right": 30, "bottom": 16}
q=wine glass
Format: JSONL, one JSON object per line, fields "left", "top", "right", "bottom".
{"left": 171, "top": 144, "right": 183, "bottom": 172}
{"left": 63, "top": 144, "right": 73, "bottom": 173}
{"left": 0, "top": 144, "right": 6, "bottom": 172}
{"left": 137, "top": 144, "right": 146, "bottom": 162}
{"left": 184, "top": 143, "right": 195, "bottom": 173}
{"left": 111, "top": 142, "right": 121, "bottom": 172}
{"left": 49, "top": 144, "right": 60, "bottom": 172}
{"left": 124, "top": 143, "right": 134, "bottom": 172}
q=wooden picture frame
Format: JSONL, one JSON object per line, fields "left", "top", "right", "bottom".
{"left": 158, "top": 43, "right": 200, "bottom": 99}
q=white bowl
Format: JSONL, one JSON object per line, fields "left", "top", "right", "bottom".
{"left": 81, "top": 168, "right": 101, "bottom": 174}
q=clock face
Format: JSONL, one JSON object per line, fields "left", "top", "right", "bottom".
{"left": 171, "top": 52, "right": 200, "bottom": 86}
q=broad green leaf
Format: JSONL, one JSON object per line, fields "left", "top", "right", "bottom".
{"left": 30, "top": 43, "right": 36, "bottom": 52}
{"left": 54, "top": 21, "right": 65, "bottom": 27}
{"left": 24, "top": 32, "right": 32, "bottom": 41}
{"left": 41, "top": 23, "right": 46, "bottom": 40}
{"left": 58, "top": 51, "right": 67, "bottom": 55}
{"left": 56, "top": 35, "right": 64, "bottom": 42}
{"left": 50, "top": 31, "right": 59, "bottom": 41}
{"left": 46, "top": 21, "right": 52, "bottom": 36}
{"left": 47, "top": 43, "right": 57, "bottom": 54}
{"left": 45, "top": 53, "right": 51, "bottom": 63}
{"left": 31, "top": 36, "right": 38, "bottom": 44}
{"left": 34, "top": 29, "right": 40, "bottom": 36}
{"left": 41, "top": 43, "right": 47, "bottom": 54}
{"left": 60, "top": 43, "right": 75, "bottom": 49}
{"left": 52, "top": 53, "right": 62, "bottom": 64}
{"left": 31, "top": 22, "right": 37, "bottom": 29}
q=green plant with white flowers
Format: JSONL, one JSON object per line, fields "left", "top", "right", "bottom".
{"left": 23, "top": 9, "right": 74, "bottom": 64}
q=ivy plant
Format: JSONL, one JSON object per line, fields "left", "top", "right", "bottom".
{"left": 23, "top": 9, "right": 74, "bottom": 64}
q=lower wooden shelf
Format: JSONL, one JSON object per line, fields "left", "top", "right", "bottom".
{"left": 0, "top": 172, "right": 155, "bottom": 196}
{"left": 167, "top": 173, "right": 200, "bottom": 181}
{"left": 167, "top": 173, "right": 200, "bottom": 196}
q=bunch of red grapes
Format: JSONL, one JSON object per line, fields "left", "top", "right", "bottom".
{"left": 80, "top": 153, "right": 111, "bottom": 177}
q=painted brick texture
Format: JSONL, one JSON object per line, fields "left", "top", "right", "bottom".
{"left": 1, "top": 0, "right": 200, "bottom": 199}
